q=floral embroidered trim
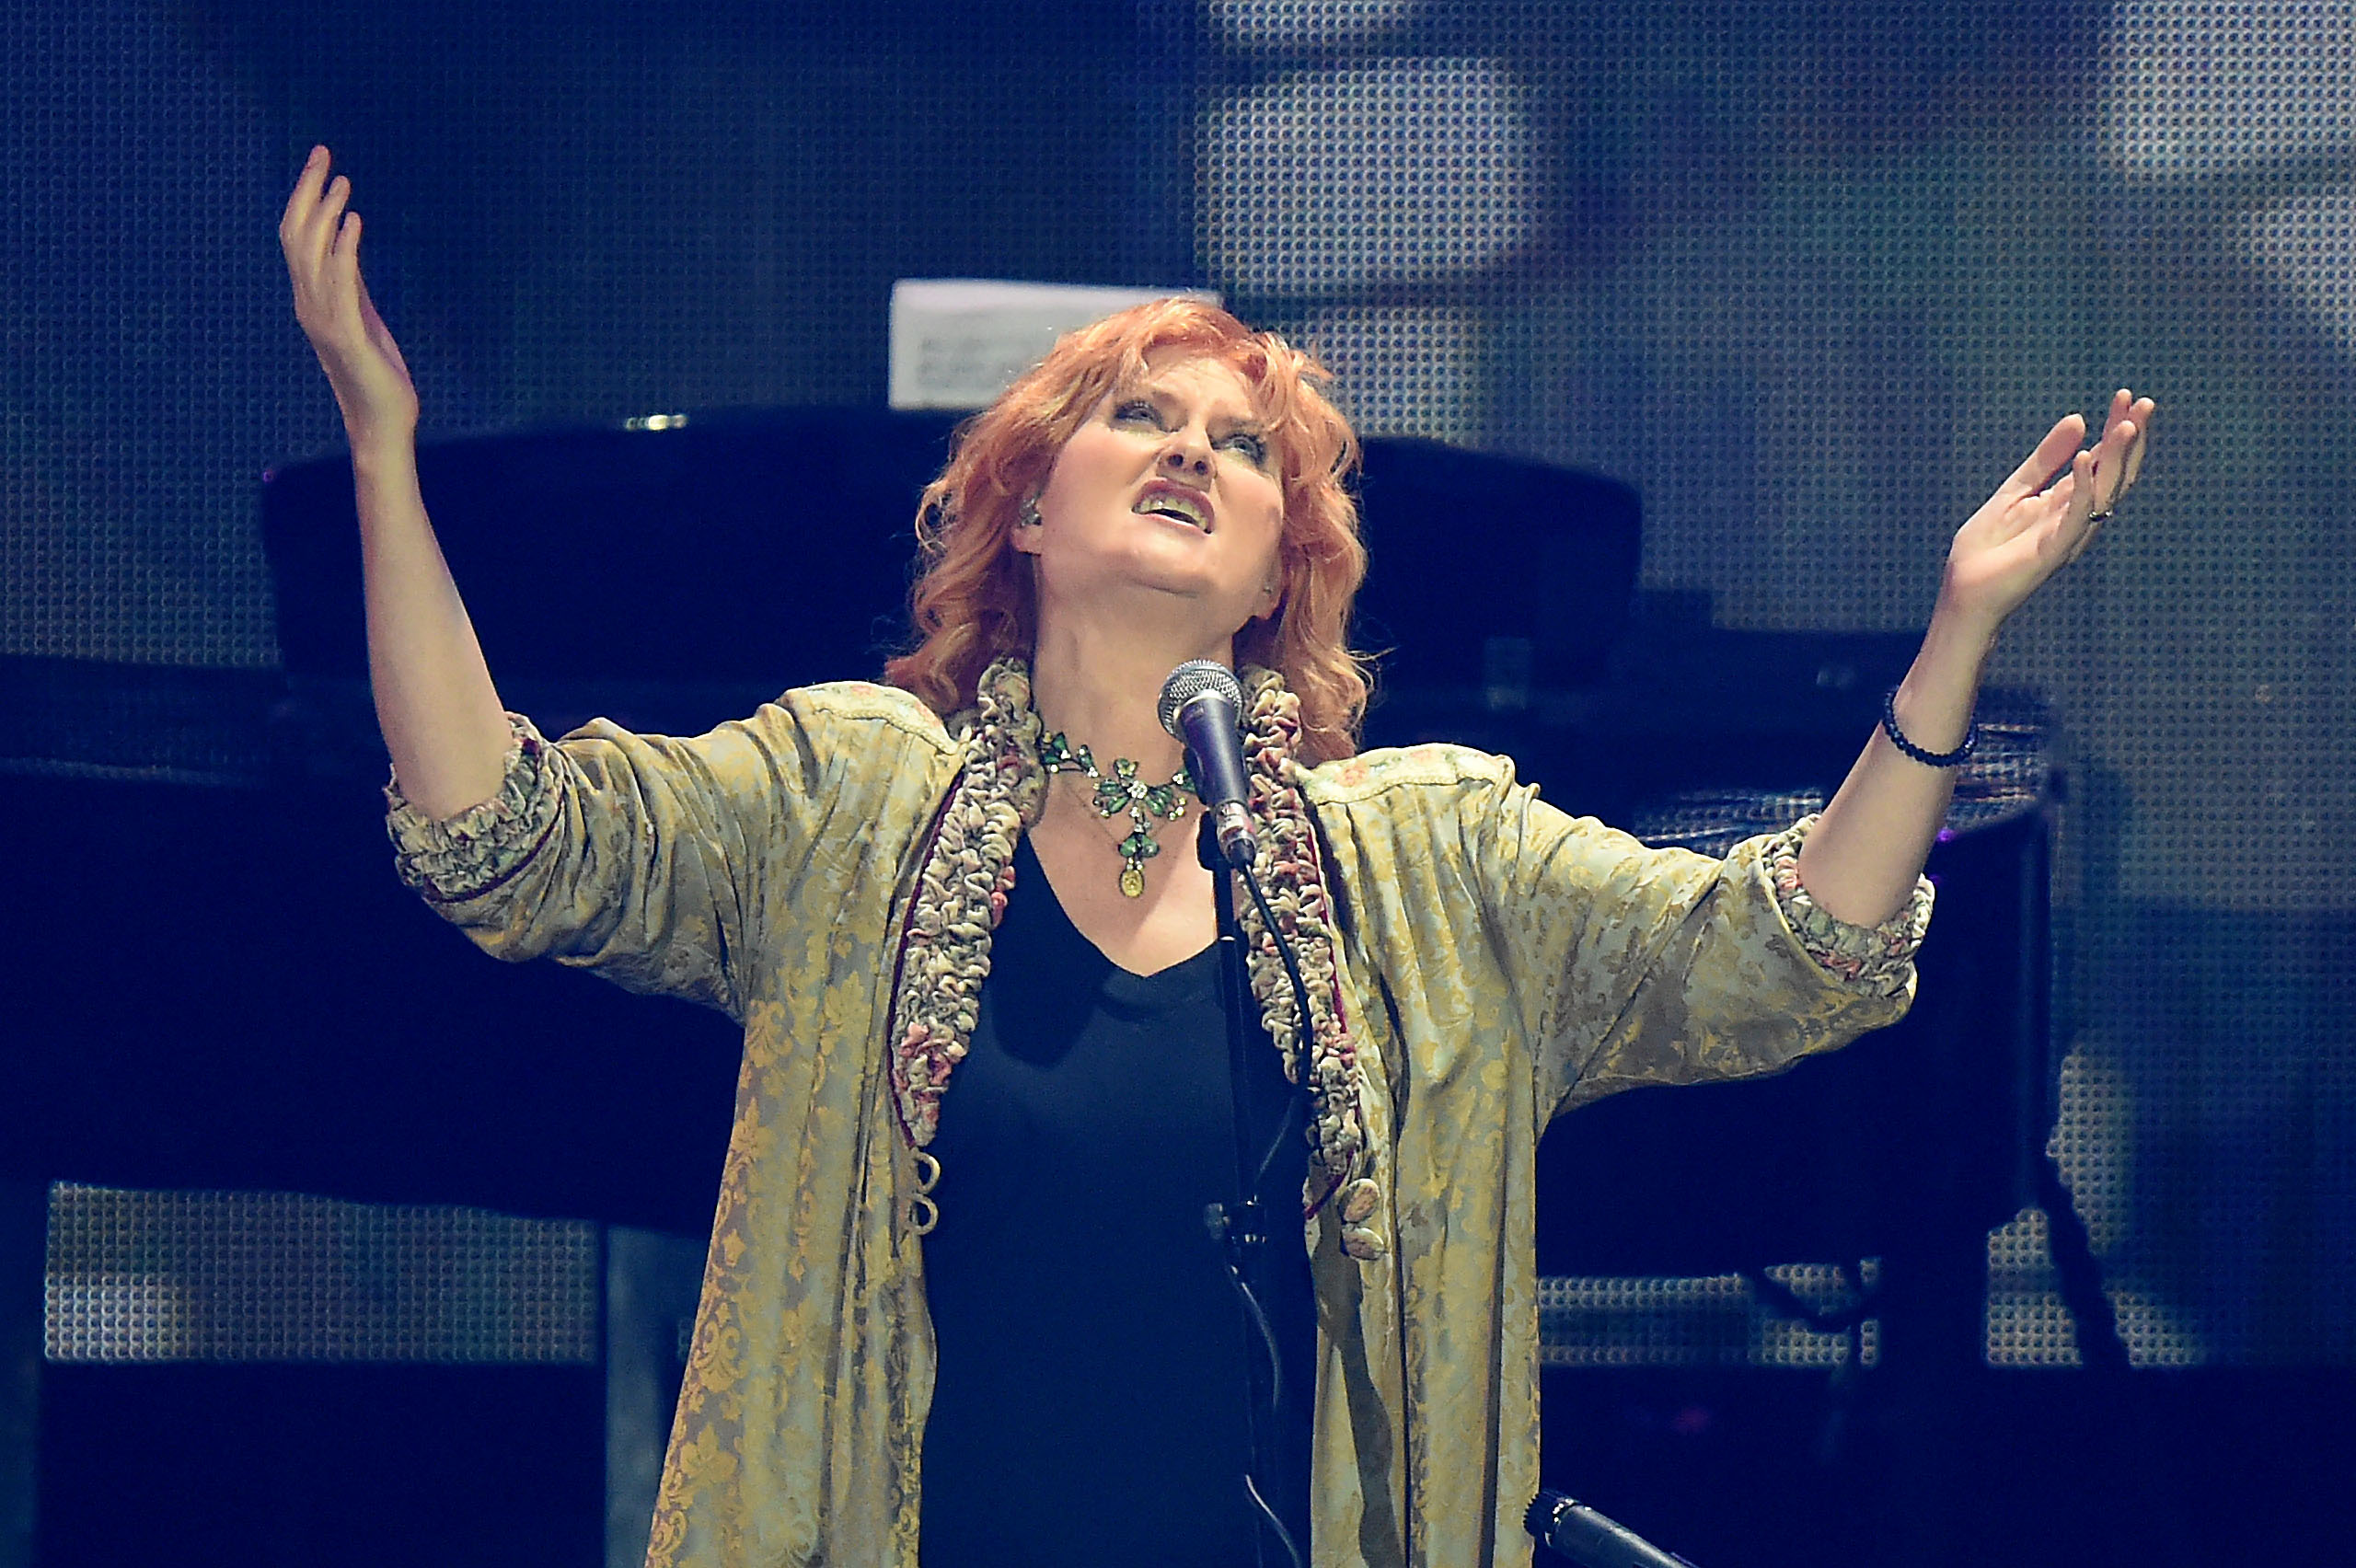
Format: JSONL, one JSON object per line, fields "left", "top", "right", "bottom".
{"left": 884, "top": 657, "right": 1386, "bottom": 1260}
{"left": 384, "top": 715, "right": 564, "bottom": 905}
{"left": 1762, "top": 814, "right": 1934, "bottom": 997}
{"left": 1232, "top": 668, "right": 1383, "bottom": 1258}
{"left": 886, "top": 660, "right": 1043, "bottom": 1147}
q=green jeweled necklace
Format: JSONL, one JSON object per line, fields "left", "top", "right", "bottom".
{"left": 1038, "top": 731, "right": 1197, "bottom": 897}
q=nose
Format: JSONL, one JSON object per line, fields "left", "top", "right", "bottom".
{"left": 1161, "top": 433, "right": 1212, "bottom": 481}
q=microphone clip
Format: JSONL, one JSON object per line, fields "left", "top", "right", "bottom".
{"left": 1204, "top": 1197, "right": 1270, "bottom": 1251}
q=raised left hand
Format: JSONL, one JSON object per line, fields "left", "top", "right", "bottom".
{"left": 1939, "top": 388, "right": 2154, "bottom": 635}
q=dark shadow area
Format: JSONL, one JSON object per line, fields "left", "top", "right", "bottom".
{"left": 1538, "top": 1366, "right": 2354, "bottom": 1568}
{"left": 36, "top": 1365, "right": 600, "bottom": 1568}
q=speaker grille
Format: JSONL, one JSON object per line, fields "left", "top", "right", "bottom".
{"left": 1539, "top": 1264, "right": 1879, "bottom": 1370}
{"left": 43, "top": 1184, "right": 597, "bottom": 1365}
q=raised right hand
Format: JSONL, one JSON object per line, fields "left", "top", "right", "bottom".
{"left": 280, "top": 145, "right": 420, "bottom": 449}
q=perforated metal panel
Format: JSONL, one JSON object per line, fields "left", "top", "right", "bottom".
{"left": 43, "top": 1184, "right": 597, "bottom": 1365}
{"left": 0, "top": 0, "right": 326, "bottom": 666}
{"left": 1540, "top": 1264, "right": 1880, "bottom": 1370}
{"left": 1, "top": 0, "right": 1160, "bottom": 669}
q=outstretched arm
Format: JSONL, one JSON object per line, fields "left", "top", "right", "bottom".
{"left": 1796, "top": 390, "right": 2155, "bottom": 925}
{"left": 281, "top": 145, "right": 511, "bottom": 819}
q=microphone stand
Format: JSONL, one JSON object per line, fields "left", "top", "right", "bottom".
{"left": 1199, "top": 813, "right": 1307, "bottom": 1568}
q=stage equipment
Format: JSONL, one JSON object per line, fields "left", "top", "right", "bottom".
{"left": 1197, "top": 813, "right": 1310, "bottom": 1568}
{"left": 1161, "top": 659, "right": 1256, "bottom": 868}
{"left": 1527, "top": 1488, "right": 1698, "bottom": 1568}
{"left": 1166, "top": 656, "right": 1317, "bottom": 1566}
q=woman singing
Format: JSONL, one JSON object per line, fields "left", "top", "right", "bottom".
{"left": 281, "top": 146, "right": 2151, "bottom": 1568}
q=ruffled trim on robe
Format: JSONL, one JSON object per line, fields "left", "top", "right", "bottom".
{"left": 383, "top": 714, "right": 563, "bottom": 905}
{"left": 1760, "top": 813, "right": 1934, "bottom": 997}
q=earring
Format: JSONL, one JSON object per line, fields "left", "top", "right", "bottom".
{"left": 1019, "top": 497, "right": 1043, "bottom": 528}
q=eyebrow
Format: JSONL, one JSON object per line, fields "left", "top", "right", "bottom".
{"left": 1124, "top": 382, "right": 1267, "bottom": 435}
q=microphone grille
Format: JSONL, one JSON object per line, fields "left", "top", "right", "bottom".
{"left": 1157, "top": 659, "right": 1244, "bottom": 739}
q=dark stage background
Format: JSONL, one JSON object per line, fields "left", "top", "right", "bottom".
{"left": 5, "top": 0, "right": 2352, "bottom": 1563}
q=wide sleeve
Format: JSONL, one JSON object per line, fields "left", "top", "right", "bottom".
{"left": 1462, "top": 767, "right": 1933, "bottom": 1124}
{"left": 383, "top": 688, "right": 899, "bottom": 1020}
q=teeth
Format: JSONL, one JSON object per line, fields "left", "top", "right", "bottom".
{"left": 1136, "top": 494, "right": 1209, "bottom": 530}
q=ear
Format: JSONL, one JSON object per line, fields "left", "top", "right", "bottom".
{"left": 1010, "top": 497, "right": 1044, "bottom": 556}
{"left": 1251, "top": 568, "right": 1287, "bottom": 624}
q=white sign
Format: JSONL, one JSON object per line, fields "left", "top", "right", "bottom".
{"left": 887, "top": 279, "right": 1220, "bottom": 410}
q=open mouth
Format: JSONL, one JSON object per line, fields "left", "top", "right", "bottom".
{"left": 1134, "top": 486, "right": 1213, "bottom": 532}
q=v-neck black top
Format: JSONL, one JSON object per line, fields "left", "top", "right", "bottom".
{"left": 918, "top": 836, "right": 1317, "bottom": 1567}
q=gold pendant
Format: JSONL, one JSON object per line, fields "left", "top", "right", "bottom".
{"left": 1119, "top": 864, "right": 1146, "bottom": 898}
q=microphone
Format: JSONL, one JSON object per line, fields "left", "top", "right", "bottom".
{"left": 1526, "top": 1492, "right": 1700, "bottom": 1568}
{"left": 1158, "top": 659, "right": 1257, "bottom": 870}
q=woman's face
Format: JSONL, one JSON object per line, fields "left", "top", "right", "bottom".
{"left": 1018, "top": 350, "right": 1287, "bottom": 644}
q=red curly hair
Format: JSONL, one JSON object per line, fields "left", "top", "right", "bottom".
{"left": 883, "top": 298, "right": 1369, "bottom": 763}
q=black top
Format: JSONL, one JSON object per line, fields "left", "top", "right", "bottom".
{"left": 918, "top": 836, "right": 1317, "bottom": 1567}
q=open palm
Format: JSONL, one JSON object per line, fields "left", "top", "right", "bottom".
{"left": 280, "top": 145, "right": 419, "bottom": 446}
{"left": 1943, "top": 389, "right": 2154, "bottom": 632}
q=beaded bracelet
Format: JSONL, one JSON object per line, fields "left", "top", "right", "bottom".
{"left": 1881, "top": 686, "right": 1977, "bottom": 767}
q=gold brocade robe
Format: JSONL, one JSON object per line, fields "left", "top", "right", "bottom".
{"left": 388, "top": 681, "right": 1925, "bottom": 1568}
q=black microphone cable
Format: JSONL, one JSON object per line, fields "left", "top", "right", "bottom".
{"left": 1213, "top": 860, "right": 1321, "bottom": 1568}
